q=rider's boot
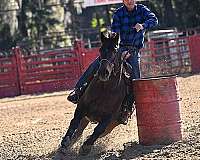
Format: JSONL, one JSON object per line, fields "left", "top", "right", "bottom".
{"left": 67, "top": 59, "right": 98, "bottom": 104}
{"left": 67, "top": 84, "right": 87, "bottom": 104}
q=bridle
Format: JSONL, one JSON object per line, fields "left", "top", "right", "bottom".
{"left": 98, "top": 46, "right": 128, "bottom": 87}
{"left": 98, "top": 45, "right": 118, "bottom": 69}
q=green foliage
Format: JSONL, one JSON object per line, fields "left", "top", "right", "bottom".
{"left": 0, "top": 0, "right": 200, "bottom": 53}
{"left": 0, "top": 23, "right": 14, "bottom": 53}
{"left": 145, "top": 0, "right": 200, "bottom": 29}
{"left": 20, "top": 1, "right": 59, "bottom": 45}
{"left": 173, "top": 0, "right": 200, "bottom": 29}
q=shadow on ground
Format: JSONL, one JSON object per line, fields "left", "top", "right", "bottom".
{"left": 46, "top": 144, "right": 108, "bottom": 160}
{"left": 119, "top": 141, "right": 165, "bottom": 159}
{"left": 92, "top": 141, "right": 166, "bottom": 160}
{"left": 43, "top": 141, "right": 166, "bottom": 160}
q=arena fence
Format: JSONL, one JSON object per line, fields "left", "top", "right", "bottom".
{"left": 0, "top": 53, "right": 20, "bottom": 97}
{"left": 141, "top": 36, "right": 192, "bottom": 78}
{"left": 0, "top": 35, "right": 200, "bottom": 98}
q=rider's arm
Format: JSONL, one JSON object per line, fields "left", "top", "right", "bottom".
{"left": 141, "top": 5, "right": 158, "bottom": 29}
{"left": 111, "top": 13, "right": 120, "bottom": 33}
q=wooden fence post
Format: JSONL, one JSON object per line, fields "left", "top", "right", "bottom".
{"left": 74, "top": 40, "right": 86, "bottom": 75}
{"left": 188, "top": 35, "right": 200, "bottom": 73}
{"left": 13, "top": 47, "right": 25, "bottom": 95}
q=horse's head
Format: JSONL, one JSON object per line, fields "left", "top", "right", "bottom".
{"left": 97, "top": 31, "right": 119, "bottom": 82}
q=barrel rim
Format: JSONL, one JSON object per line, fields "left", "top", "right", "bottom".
{"left": 132, "top": 75, "right": 178, "bottom": 82}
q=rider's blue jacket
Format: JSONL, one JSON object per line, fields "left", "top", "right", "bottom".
{"left": 111, "top": 4, "right": 158, "bottom": 49}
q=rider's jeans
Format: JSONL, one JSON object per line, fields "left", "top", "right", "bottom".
{"left": 75, "top": 47, "right": 141, "bottom": 89}
{"left": 118, "top": 46, "right": 141, "bottom": 79}
{"left": 75, "top": 57, "right": 100, "bottom": 88}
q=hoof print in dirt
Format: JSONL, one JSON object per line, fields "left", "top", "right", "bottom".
{"left": 79, "top": 145, "right": 92, "bottom": 156}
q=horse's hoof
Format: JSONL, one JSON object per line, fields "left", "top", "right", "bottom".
{"left": 79, "top": 145, "right": 92, "bottom": 156}
{"left": 57, "top": 145, "right": 68, "bottom": 155}
{"left": 61, "top": 136, "right": 71, "bottom": 149}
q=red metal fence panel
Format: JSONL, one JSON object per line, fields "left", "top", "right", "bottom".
{"left": 74, "top": 40, "right": 99, "bottom": 73}
{"left": 0, "top": 54, "right": 20, "bottom": 98}
{"left": 80, "top": 48, "right": 99, "bottom": 73}
{"left": 76, "top": 36, "right": 195, "bottom": 79}
{"left": 188, "top": 35, "right": 200, "bottom": 73}
{"left": 0, "top": 35, "right": 199, "bottom": 98}
{"left": 140, "top": 36, "right": 191, "bottom": 78}
{"left": 17, "top": 48, "right": 81, "bottom": 95}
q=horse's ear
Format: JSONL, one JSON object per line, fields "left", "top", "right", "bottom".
{"left": 100, "top": 32, "right": 107, "bottom": 43}
{"left": 112, "top": 32, "right": 119, "bottom": 45}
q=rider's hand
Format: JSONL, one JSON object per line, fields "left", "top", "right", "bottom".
{"left": 122, "top": 51, "right": 131, "bottom": 60}
{"left": 134, "top": 23, "right": 144, "bottom": 32}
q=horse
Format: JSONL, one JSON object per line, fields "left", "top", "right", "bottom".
{"left": 60, "top": 31, "right": 131, "bottom": 155}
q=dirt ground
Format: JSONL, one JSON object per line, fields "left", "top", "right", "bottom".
{"left": 0, "top": 74, "right": 200, "bottom": 160}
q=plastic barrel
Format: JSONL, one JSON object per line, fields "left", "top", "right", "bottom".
{"left": 133, "top": 76, "right": 182, "bottom": 145}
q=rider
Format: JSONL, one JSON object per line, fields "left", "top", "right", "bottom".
{"left": 67, "top": 0, "right": 158, "bottom": 124}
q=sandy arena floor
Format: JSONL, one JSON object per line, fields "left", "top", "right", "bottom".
{"left": 0, "top": 74, "right": 199, "bottom": 160}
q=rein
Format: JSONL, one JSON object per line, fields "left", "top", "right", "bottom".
{"left": 99, "top": 59, "right": 114, "bottom": 66}
{"left": 118, "top": 61, "right": 124, "bottom": 86}
{"left": 98, "top": 46, "right": 129, "bottom": 88}
{"left": 117, "top": 50, "right": 130, "bottom": 87}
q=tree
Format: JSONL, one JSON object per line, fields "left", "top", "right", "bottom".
{"left": 0, "top": 0, "right": 17, "bottom": 53}
{"left": 173, "top": 0, "right": 200, "bottom": 29}
{"left": 0, "top": 24, "right": 14, "bottom": 54}
{"left": 63, "top": 0, "right": 82, "bottom": 38}
{"left": 16, "top": 0, "right": 60, "bottom": 49}
{"left": 163, "top": 0, "right": 176, "bottom": 27}
{"left": 17, "top": 0, "right": 28, "bottom": 38}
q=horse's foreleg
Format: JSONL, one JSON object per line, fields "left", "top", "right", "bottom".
{"left": 69, "top": 117, "right": 89, "bottom": 146}
{"left": 79, "top": 115, "right": 112, "bottom": 155}
{"left": 61, "top": 108, "right": 84, "bottom": 149}
{"left": 99, "top": 120, "right": 119, "bottom": 138}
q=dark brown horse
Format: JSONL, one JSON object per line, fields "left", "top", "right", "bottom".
{"left": 60, "top": 32, "right": 130, "bottom": 155}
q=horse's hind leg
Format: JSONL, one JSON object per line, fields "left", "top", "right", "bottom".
{"left": 61, "top": 108, "right": 84, "bottom": 149}
{"left": 79, "top": 115, "right": 112, "bottom": 155}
